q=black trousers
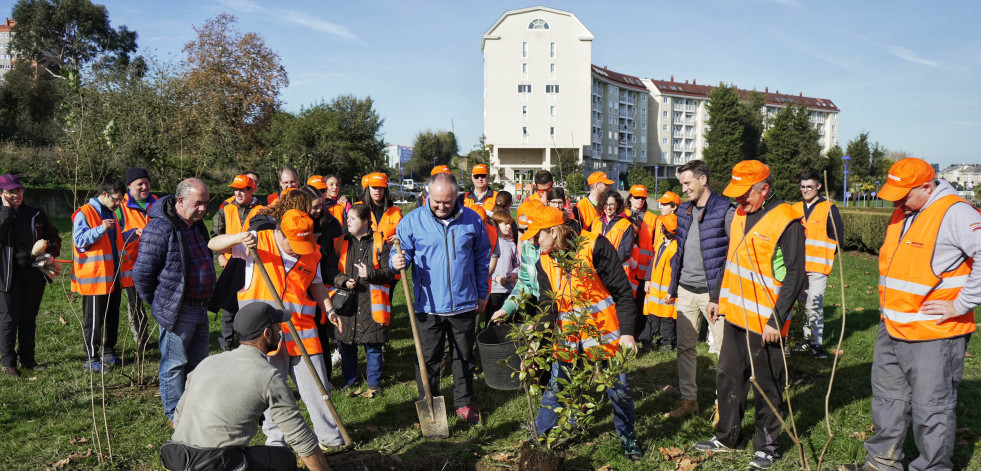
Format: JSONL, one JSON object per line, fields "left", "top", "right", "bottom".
{"left": 414, "top": 310, "right": 477, "bottom": 409}
{"left": 123, "top": 285, "right": 150, "bottom": 347}
{"left": 0, "top": 269, "right": 47, "bottom": 368}
{"left": 218, "top": 309, "right": 236, "bottom": 350}
{"left": 160, "top": 441, "right": 298, "bottom": 471}
{"left": 638, "top": 315, "right": 676, "bottom": 347}
{"left": 715, "top": 321, "right": 785, "bottom": 455}
{"left": 81, "top": 282, "right": 122, "bottom": 360}
{"left": 481, "top": 293, "right": 509, "bottom": 328}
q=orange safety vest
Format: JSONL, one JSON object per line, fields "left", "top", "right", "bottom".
{"left": 266, "top": 192, "right": 280, "bottom": 206}
{"left": 591, "top": 216, "right": 634, "bottom": 291}
{"left": 222, "top": 202, "right": 263, "bottom": 234}
{"left": 792, "top": 200, "right": 837, "bottom": 275}
{"left": 540, "top": 232, "right": 621, "bottom": 359}
{"left": 628, "top": 211, "right": 658, "bottom": 293}
{"left": 334, "top": 232, "right": 391, "bottom": 326}
{"left": 327, "top": 203, "right": 345, "bottom": 227}
{"left": 719, "top": 203, "right": 801, "bottom": 336}
{"left": 369, "top": 204, "right": 402, "bottom": 241}
{"left": 465, "top": 190, "right": 497, "bottom": 213}
{"left": 239, "top": 230, "right": 323, "bottom": 356}
{"left": 71, "top": 204, "right": 127, "bottom": 295}
{"left": 576, "top": 198, "right": 600, "bottom": 232}
{"left": 119, "top": 194, "right": 154, "bottom": 288}
{"left": 643, "top": 238, "right": 679, "bottom": 318}
{"left": 878, "top": 194, "right": 977, "bottom": 341}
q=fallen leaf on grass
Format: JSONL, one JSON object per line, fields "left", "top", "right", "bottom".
{"left": 48, "top": 449, "right": 93, "bottom": 469}
{"left": 413, "top": 422, "right": 420, "bottom": 429}
{"left": 489, "top": 452, "right": 512, "bottom": 462}
{"left": 68, "top": 436, "right": 88, "bottom": 445}
{"left": 359, "top": 388, "right": 378, "bottom": 398}
{"left": 849, "top": 431, "right": 868, "bottom": 440}
{"left": 829, "top": 348, "right": 845, "bottom": 356}
{"left": 658, "top": 446, "right": 685, "bottom": 459}
{"left": 852, "top": 307, "right": 864, "bottom": 312}
{"left": 29, "top": 376, "right": 37, "bottom": 380}
{"left": 844, "top": 284, "right": 851, "bottom": 288}
{"left": 965, "top": 352, "right": 974, "bottom": 358}
{"left": 662, "top": 384, "right": 678, "bottom": 393}
{"left": 59, "top": 316, "right": 67, "bottom": 325}
{"left": 864, "top": 271, "right": 870, "bottom": 275}
{"left": 677, "top": 457, "right": 700, "bottom": 471}
{"left": 596, "top": 466, "right": 612, "bottom": 471}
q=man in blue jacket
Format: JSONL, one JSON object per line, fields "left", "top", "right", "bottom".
{"left": 391, "top": 172, "right": 491, "bottom": 425}
{"left": 133, "top": 178, "right": 215, "bottom": 422}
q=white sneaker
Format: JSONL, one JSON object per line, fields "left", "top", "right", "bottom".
{"left": 331, "top": 350, "right": 342, "bottom": 368}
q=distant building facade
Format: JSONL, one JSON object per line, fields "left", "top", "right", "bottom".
{"left": 482, "top": 7, "right": 840, "bottom": 182}
{"left": 939, "top": 164, "right": 981, "bottom": 190}
{"left": 0, "top": 19, "right": 15, "bottom": 77}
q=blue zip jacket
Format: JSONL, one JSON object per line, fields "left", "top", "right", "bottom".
{"left": 669, "top": 190, "right": 733, "bottom": 301}
{"left": 393, "top": 203, "right": 491, "bottom": 315}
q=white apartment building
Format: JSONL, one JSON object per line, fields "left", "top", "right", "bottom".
{"left": 482, "top": 7, "right": 593, "bottom": 183}
{"left": 0, "top": 19, "right": 15, "bottom": 77}
{"left": 939, "top": 164, "right": 981, "bottom": 190}
{"left": 483, "top": 7, "right": 839, "bottom": 180}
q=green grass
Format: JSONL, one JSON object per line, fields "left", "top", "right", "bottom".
{"left": 1, "top": 234, "right": 979, "bottom": 470}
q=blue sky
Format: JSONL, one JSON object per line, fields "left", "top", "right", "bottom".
{"left": 78, "top": 1, "right": 981, "bottom": 168}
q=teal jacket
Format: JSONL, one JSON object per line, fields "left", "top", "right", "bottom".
{"left": 500, "top": 240, "right": 542, "bottom": 317}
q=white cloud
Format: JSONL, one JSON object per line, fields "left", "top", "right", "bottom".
{"left": 888, "top": 46, "right": 939, "bottom": 67}
{"left": 278, "top": 10, "right": 359, "bottom": 41}
{"left": 214, "top": 0, "right": 262, "bottom": 13}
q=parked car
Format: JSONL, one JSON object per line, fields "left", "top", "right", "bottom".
{"left": 401, "top": 179, "right": 418, "bottom": 191}
{"left": 388, "top": 183, "right": 416, "bottom": 202}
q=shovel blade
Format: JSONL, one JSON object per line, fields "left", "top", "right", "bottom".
{"left": 415, "top": 395, "right": 450, "bottom": 438}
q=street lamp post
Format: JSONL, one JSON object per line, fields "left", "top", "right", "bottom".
{"left": 842, "top": 154, "right": 851, "bottom": 207}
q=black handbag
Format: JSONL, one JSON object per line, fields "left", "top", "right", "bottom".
{"left": 331, "top": 238, "right": 372, "bottom": 316}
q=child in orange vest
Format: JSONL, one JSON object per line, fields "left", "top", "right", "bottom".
{"left": 640, "top": 214, "right": 679, "bottom": 352}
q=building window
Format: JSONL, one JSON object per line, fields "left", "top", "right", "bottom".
{"left": 642, "top": 95, "right": 647, "bottom": 102}
{"left": 549, "top": 63, "right": 555, "bottom": 79}
{"left": 662, "top": 124, "right": 667, "bottom": 131}
{"left": 546, "top": 84, "right": 560, "bottom": 93}
{"left": 529, "top": 19, "right": 549, "bottom": 29}
{"left": 522, "top": 127, "right": 528, "bottom": 135}
{"left": 831, "top": 125, "right": 836, "bottom": 131}
{"left": 550, "top": 127, "right": 555, "bottom": 136}
{"left": 640, "top": 136, "right": 646, "bottom": 144}
{"left": 642, "top": 150, "right": 646, "bottom": 158}
{"left": 642, "top": 122, "right": 647, "bottom": 130}
{"left": 522, "top": 105, "right": 528, "bottom": 116}
{"left": 662, "top": 97, "right": 668, "bottom": 103}
{"left": 641, "top": 108, "right": 647, "bottom": 117}
{"left": 663, "top": 111, "right": 668, "bottom": 117}
{"left": 662, "top": 152, "right": 667, "bottom": 159}
{"left": 609, "top": 100, "right": 614, "bottom": 108}
{"left": 549, "top": 105, "right": 555, "bottom": 117}
{"left": 662, "top": 138, "right": 668, "bottom": 144}
{"left": 522, "top": 42, "right": 527, "bottom": 58}
{"left": 550, "top": 42, "right": 555, "bottom": 58}
{"left": 518, "top": 84, "right": 532, "bottom": 93}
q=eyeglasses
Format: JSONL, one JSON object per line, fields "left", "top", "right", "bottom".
{"left": 472, "top": 174, "right": 487, "bottom": 179}
{"left": 800, "top": 185, "right": 817, "bottom": 191}
{"left": 107, "top": 194, "right": 124, "bottom": 203}
{"left": 604, "top": 203, "right": 617, "bottom": 208}
{"left": 548, "top": 200, "right": 564, "bottom": 206}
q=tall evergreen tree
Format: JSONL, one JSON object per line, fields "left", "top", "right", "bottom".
{"left": 845, "top": 132, "right": 872, "bottom": 183}
{"left": 760, "top": 104, "right": 821, "bottom": 200}
{"left": 703, "top": 85, "right": 746, "bottom": 193}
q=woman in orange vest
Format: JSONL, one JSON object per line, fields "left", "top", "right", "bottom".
{"left": 625, "top": 185, "right": 658, "bottom": 305}
{"left": 590, "top": 188, "right": 635, "bottom": 292}
{"left": 523, "top": 206, "right": 642, "bottom": 460}
{"left": 322, "top": 174, "right": 350, "bottom": 227}
{"left": 324, "top": 204, "right": 395, "bottom": 391}
{"left": 359, "top": 173, "right": 401, "bottom": 243}
{"left": 209, "top": 207, "right": 345, "bottom": 451}
{"left": 640, "top": 214, "right": 678, "bottom": 352}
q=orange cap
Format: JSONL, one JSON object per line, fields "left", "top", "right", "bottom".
{"left": 723, "top": 160, "right": 771, "bottom": 198}
{"left": 629, "top": 185, "right": 648, "bottom": 198}
{"left": 280, "top": 209, "right": 316, "bottom": 255}
{"left": 877, "top": 157, "right": 936, "bottom": 201}
{"left": 516, "top": 199, "right": 545, "bottom": 223}
{"left": 587, "top": 171, "right": 614, "bottom": 186}
{"left": 360, "top": 174, "right": 369, "bottom": 189}
{"left": 307, "top": 175, "right": 327, "bottom": 190}
{"left": 431, "top": 165, "right": 451, "bottom": 176}
{"left": 520, "top": 206, "right": 565, "bottom": 241}
{"left": 472, "top": 164, "right": 489, "bottom": 175}
{"left": 365, "top": 172, "right": 388, "bottom": 188}
{"left": 229, "top": 174, "right": 256, "bottom": 190}
{"left": 657, "top": 191, "right": 681, "bottom": 206}
{"left": 660, "top": 213, "right": 678, "bottom": 233}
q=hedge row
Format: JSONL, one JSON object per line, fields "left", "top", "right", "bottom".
{"left": 839, "top": 208, "right": 892, "bottom": 254}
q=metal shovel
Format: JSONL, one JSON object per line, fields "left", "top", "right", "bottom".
{"left": 394, "top": 239, "right": 450, "bottom": 438}
{"left": 250, "top": 248, "right": 354, "bottom": 448}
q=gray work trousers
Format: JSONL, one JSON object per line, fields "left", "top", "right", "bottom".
{"left": 797, "top": 272, "right": 827, "bottom": 344}
{"left": 864, "top": 321, "right": 968, "bottom": 471}
{"left": 261, "top": 349, "right": 342, "bottom": 448}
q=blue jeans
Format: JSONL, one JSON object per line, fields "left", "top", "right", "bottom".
{"left": 535, "top": 360, "right": 636, "bottom": 437}
{"left": 158, "top": 306, "right": 209, "bottom": 420}
{"left": 339, "top": 341, "right": 384, "bottom": 389}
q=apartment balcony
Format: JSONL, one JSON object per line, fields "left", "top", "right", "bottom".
{"left": 619, "top": 95, "right": 635, "bottom": 105}
{"left": 673, "top": 117, "right": 685, "bottom": 125}
{"left": 810, "top": 115, "right": 823, "bottom": 124}
{"left": 672, "top": 144, "right": 685, "bottom": 152}
{"left": 685, "top": 119, "right": 695, "bottom": 125}
{"left": 592, "top": 103, "right": 602, "bottom": 113}
{"left": 686, "top": 105, "right": 695, "bottom": 112}
{"left": 673, "top": 104, "right": 686, "bottom": 111}
{"left": 592, "top": 119, "right": 603, "bottom": 127}
{"left": 673, "top": 132, "right": 686, "bottom": 139}
{"left": 592, "top": 133, "right": 602, "bottom": 144}
{"left": 619, "top": 110, "right": 631, "bottom": 118}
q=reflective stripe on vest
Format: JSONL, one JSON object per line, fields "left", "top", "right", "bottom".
{"left": 719, "top": 203, "right": 799, "bottom": 336}
{"left": 238, "top": 230, "right": 323, "bottom": 356}
{"left": 541, "top": 232, "right": 621, "bottom": 358}
{"left": 71, "top": 204, "right": 126, "bottom": 295}
{"left": 629, "top": 211, "right": 657, "bottom": 296}
{"left": 643, "top": 238, "right": 678, "bottom": 319}
{"left": 793, "top": 200, "right": 837, "bottom": 275}
{"left": 335, "top": 233, "right": 392, "bottom": 326}
{"left": 878, "top": 194, "right": 976, "bottom": 341}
